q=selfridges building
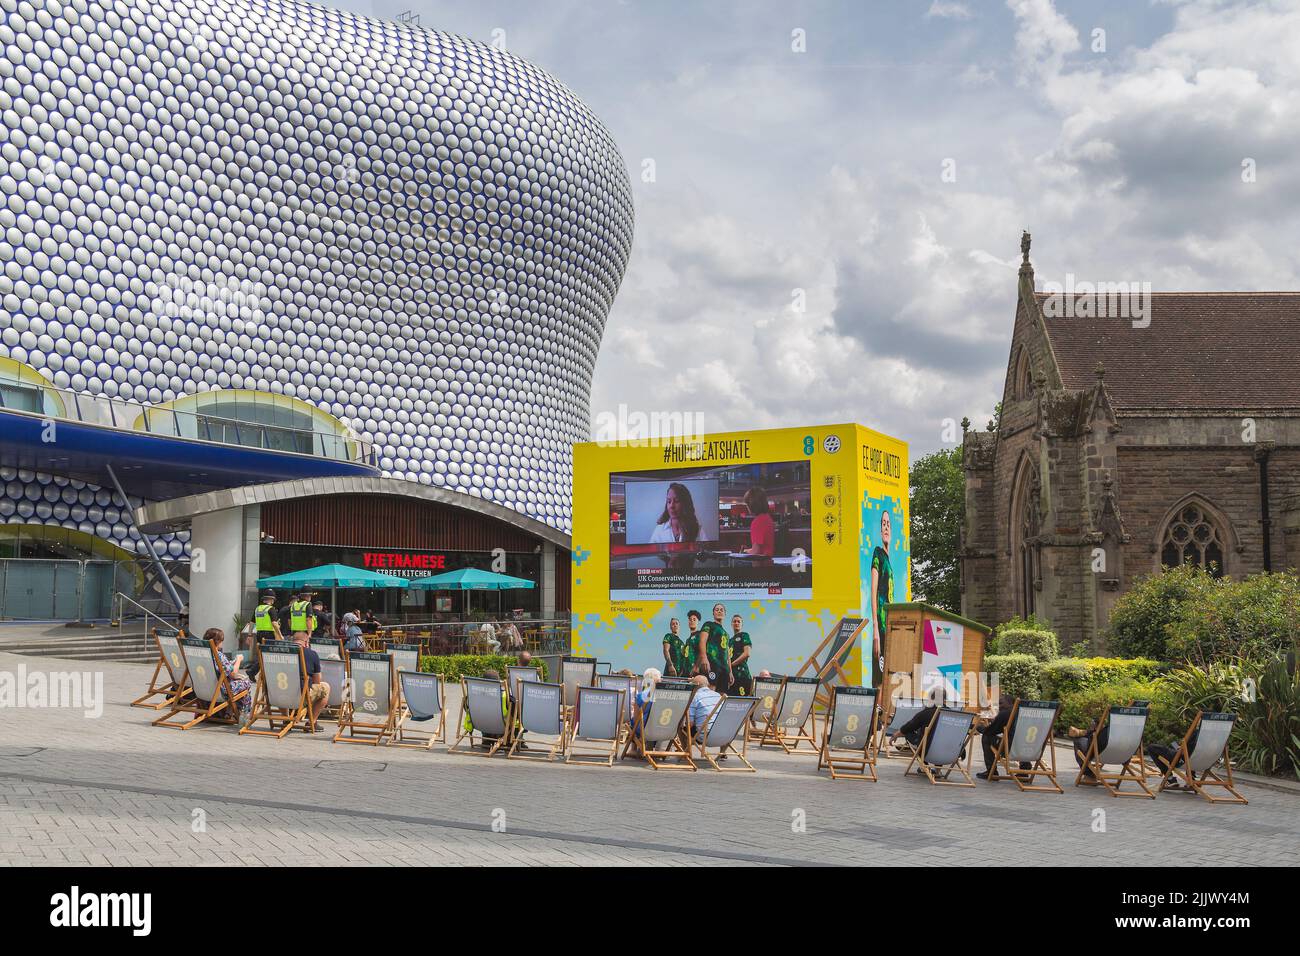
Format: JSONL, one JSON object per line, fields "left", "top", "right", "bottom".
{"left": 0, "top": 0, "right": 633, "bottom": 623}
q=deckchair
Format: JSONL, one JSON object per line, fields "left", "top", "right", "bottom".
{"left": 319, "top": 657, "right": 347, "bottom": 721}
{"left": 152, "top": 637, "right": 249, "bottom": 730}
{"left": 508, "top": 680, "right": 566, "bottom": 761}
{"left": 747, "top": 674, "right": 784, "bottom": 742}
{"left": 132, "top": 629, "right": 190, "bottom": 709}
{"left": 450, "top": 675, "right": 510, "bottom": 756}
{"left": 986, "top": 699, "right": 1063, "bottom": 793}
{"left": 565, "top": 686, "right": 625, "bottom": 767}
{"left": 560, "top": 655, "right": 598, "bottom": 708}
{"left": 507, "top": 663, "right": 543, "bottom": 701}
{"left": 817, "top": 685, "right": 880, "bottom": 780}
{"left": 906, "top": 707, "right": 977, "bottom": 786}
{"left": 392, "top": 670, "right": 447, "bottom": 748}
{"left": 596, "top": 673, "right": 636, "bottom": 742}
{"left": 1157, "top": 711, "right": 1247, "bottom": 804}
{"left": 758, "top": 676, "right": 821, "bottom": 754}
{"left": 240, "top": 641, "right": 310, "bottom": 738}
{"left": 628, "top": 681, "right": 697, "bottom": 770}
{"left": 1074, "top": 705, "right": 1154, "bottom": 798}
{"left": 877, "top": 696, "right": 927, "bottom": 758}
{"left": 386, "top": 642, "right": 420, "bottom": 682}
{"left": 333, "top": 651, "right": 397, "bottom": 745}
{"left": 693, "top": 696, "right": 758, "bottom": 771}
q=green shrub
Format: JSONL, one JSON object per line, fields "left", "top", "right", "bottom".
{"left": 984, "top": 653, "right": 1041, "bottom": 699}
{"left": 1155, "top": 660, "right": 1248, "bottom": 726}
{"left": 992, "top": 628, "right": 1059, "bottom": 661}
{"left": 1106, "top": 564, "right": 1217, "bottom": 660}
{"left": 418, "top": 654, "right": 548, "bottom": 682}
{"left": 1232, "top": 655, "right": 1300, "bottom": 779}
{"left": 1039, "top": 656, "right": 1163, "bottom": 700}
{"left": 1166, "top": 571, "right": 1300, "bottom": 667}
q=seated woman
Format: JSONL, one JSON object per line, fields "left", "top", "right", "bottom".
{"left": 204, "top": 627, "right": 253, "bottom": 728}
{"left": 626, "top": 667, "right": 662, "bottom": 757}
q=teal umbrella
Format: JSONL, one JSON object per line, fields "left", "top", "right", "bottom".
{"left": 256, "top": 563, "right": 409, "bottom": 634}
{"left": 407, "top": 567, "right": 536, "bottom": 618}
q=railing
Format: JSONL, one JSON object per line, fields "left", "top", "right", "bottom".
{"left": 367, "top": 618, "right": 571, "bottom": 657}
{"left": 0, "top": 379, "right": 376, "bottom": 465}
{"left": 111, "top": 591, "right": 181, "bottom": 636}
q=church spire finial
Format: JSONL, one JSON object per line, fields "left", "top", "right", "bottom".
{"left": 1019, "top": 230, "right": 1034, "bottom": 284}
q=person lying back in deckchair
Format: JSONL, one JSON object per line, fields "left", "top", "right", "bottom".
{"left": 888, "top": 686, "right": 950, "bottom": 758}
{"left": 461, "top": 669, "right": 510, "bottom": 749}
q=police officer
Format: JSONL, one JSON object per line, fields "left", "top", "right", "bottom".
{"left": 253, "top": 592, "right": 281, "bottom": 645}
{"left": 287, "top": 591, "right": 313, "bottom": 638}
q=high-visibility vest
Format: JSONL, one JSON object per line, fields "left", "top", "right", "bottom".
{"left": 254, "top": 603, "right": 274, "bottom": 631}
{"left": 290, "top": 601, "right": 309, "bottom": 632}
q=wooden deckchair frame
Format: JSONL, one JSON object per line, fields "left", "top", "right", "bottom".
{"left": 817, "top": 687, "right": 880, "bottom": 781}
{"left": 1157, "top": 712, "right": 1248, "bottom": 805}
{"left": 333, "top": 652, "right": 397, "bottom": 746}
{"left": 152, "top": 637, "right": 249, "bottom": 730}
{"left": 628, "top": 684, "right": 698, "bottom": 770}
{"left": 132, "top": 628, "right": 190, "bottom": 709}
{"left": 449, "top": 676, "right": 511, "bottom": 757}
{"left": 987, "top": 699, "right": 1063, "bottom": 793}
{"left": 392, "top": 671, "right": 447, "bottom": 748}
{"left": 693, "top": 696, "right": 758, "bottom": 772}
{"left": 905, "top": 709, "right": 976, "bottom": 787}
{"left": 565, "top": 686, "right": 626, "bottom": 767}
{"left": 757, "top": 677, "right": 821, "bottom": 755}
{"left": 507, "top": 680, "right": 567, "bottom": 761}
{"left": 1074, "top": 706, "right": 1155, "bottom": 798}
{"left": 240, "top": 642, "right": 310, "bottom": 739}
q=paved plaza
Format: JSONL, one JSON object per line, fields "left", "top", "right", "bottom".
{"left": 1, "top": 651, "right": 1297, "bottom": 867}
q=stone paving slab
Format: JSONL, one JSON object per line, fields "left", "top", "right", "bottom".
{"left": 1, "top": 652, "right": 1297, "bottom": 866}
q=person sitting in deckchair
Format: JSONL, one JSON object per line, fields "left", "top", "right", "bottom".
{"left": 205, "top": 628, "right": 254, "bottom": 729}
{"left": 889, "top": 686, "right": 947, "bottom": 752}
{"left": 291, "top": 630, "right": 330, "bottom": 731}
{"left": 462, "top": 669, "right": 510, "bottom": 749}
{"left": 1146, "top": 724, "right": 1199, "bottom": 790}
{"left": 1068, "top": 715, "right": 1110, "bottom": 780}
{"left": 975, "top": 694, "right": 1032, "bottom": 780}
{"left": 625, "top": 667, "right": 661, "bottom": 757}
{"left": 688, "top": 672, "right": 723, "bottom": 737}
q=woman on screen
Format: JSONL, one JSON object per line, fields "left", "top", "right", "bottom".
{"left": 870, "top": 510, "right": 894, "bottom": 686}
{"left": 743, "top": 486, "right": 775, "bottom": 557}
{"left": 649, "top": 482, "right": 701, "bottom": 544}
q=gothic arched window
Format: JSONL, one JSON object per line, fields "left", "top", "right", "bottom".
{"left": 1011, "top": 347, "right": 1033, "bottom": 400}
{"left": 1160, "top": 501, "right": 1226, "bottom": 577}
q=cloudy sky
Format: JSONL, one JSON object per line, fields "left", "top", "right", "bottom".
{"left": 331, "top": 0, "right": 1300, "bottom": 459}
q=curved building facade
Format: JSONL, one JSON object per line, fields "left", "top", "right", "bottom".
{"left": 0, "top": 0, "right": 632, "bottom": 622}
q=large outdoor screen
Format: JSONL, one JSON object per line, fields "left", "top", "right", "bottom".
{"left": 608, "top": 460, "right": 814, "bottom": 600}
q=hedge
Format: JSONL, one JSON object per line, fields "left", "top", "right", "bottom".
{"left": 1039, "top": 656, "right": 1163, "bottom": 701}
{"left": 1054, "top": 680, "right": 1183, "bottom": 743}
{"left": 418, "top": 654, "right": 549, "bottom": 682}
{"left": 991, "top": 628, "right": 1059, "bottom": 662}
{"left": 984, "top": 653, "right": 1041, "bottom": 699}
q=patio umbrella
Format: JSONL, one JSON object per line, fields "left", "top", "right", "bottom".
{"left": 406, "top": 567, "right": 536, "bottom": 618}
{"left": 255, "top": 563, "right": 409, "bottom": 634}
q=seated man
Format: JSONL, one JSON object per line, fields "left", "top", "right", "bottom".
{"left": 292, "top": 631, "right": 330, "bottom": 731}
{"left": 463, "top": 669, "right": 509, "bottom": 748}
{"left": 889, "top": 687, "right": 957, "bottom": 770}
{"left": 687, "top": 671, "right": 724, "bottom": 740}
{"left": 975, "top": 694, "right": 1032, "bottom": 780}
{"left": 1068, "top": 714, "right": 1111, "bottom": 779}
{"left": 1146, "top": 722, "right": 1201, "bottom": 790}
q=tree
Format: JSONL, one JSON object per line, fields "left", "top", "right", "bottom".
{"left": 909, "top": 447, "right": 963, "bottom": 613}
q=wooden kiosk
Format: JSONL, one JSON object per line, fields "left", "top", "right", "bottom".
{"left": 880, "top": 603, "right": 989, "bottom": 713}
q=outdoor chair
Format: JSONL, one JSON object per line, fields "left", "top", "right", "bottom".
{"left": 596, "top": 673, "right": 636, "bottom": 743}
{"left": 627, "top": 681, "right": 697, "bottom": 770}
{"left": 132, "top": 629, "right": 190, "bottom": 710}
{"left": 747, "top": 674, "right": 784, "bottom": 742}
{"left": 386, "top": 642, "right": 421, "bottom": 702}
{"left": 560, "top": 655, "right": 598, "bottom": 709}
{"left": 1074, "top": 705, "right": 1155, "bottom": 798}
{"left": 392, "top": 670, "right": 447, "bottom": 749}
{"left": 310, "top": 636, "right": 344, "bottom": 662}
{"left": 986, "top": 699, "right": 1063, "bottom": 793}
{"left": 508, "top": 680, "right": 567, "bottom": 761}
{"left": 450, "top": 675, "right": 511, "bottom": 756}
{"left": 152, "top": 637, "right": 249, "bottom": 730}
{"left": 1156, "top": 711, "right": 1247, "bottom": 804}
{"left": 565, "top": 686, "right": 625, "bottom": 767}
{"left": 817, "top": 685, "right": 880, "bottom": 781}
{"left": 507, "top": 664, "right": 543, "bottom": 702}
{"left": 319, "top": 657, "right": 347, "bottom": 721}
{"left": 692, "top": 696, "right": 759, "bottom": 772}
{"left": 906, "top": 707, "right": 978, "bottom": 786}
{"left": 240, "top": 641, "right": 310, "bottom": 738}
{"left": 757, "top": 676, "right": 821, "bottom": 754}
{"left": 333, "top": 651, "right": 397, "bottom": 745}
